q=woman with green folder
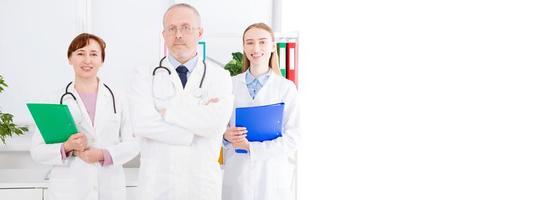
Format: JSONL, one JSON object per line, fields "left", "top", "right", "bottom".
{"left": 30, "top": 33, "right": 139, "bottom": 200}
{"left": 222, "top": 23, "right": 301, "bottom": 200}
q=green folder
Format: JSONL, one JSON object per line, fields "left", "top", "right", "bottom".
{"left": 26, "top": 103, "right": 78, "bottom": 144}
{"left": 277, "top": 42, "right": 287, "bottom": 77}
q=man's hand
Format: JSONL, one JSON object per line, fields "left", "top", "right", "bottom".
{"left": 203, "top": 97, "right": 219, "bottom": 105}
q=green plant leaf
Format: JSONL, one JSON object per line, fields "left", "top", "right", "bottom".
{"left": 0, "top": 75, "right": 7, "bottom": 93}
{"left": 225, "top": 52, "right": 244, "bottom": 76}
{"left": 1, "top": 113, "right": 13, "bottom": 124}
{"left": 0, "top": 76, "right": 28, "bottom": 144}
{"left": 0, "top": 112, "right": 28, "bottom": 144}
{"left": 233, "top": 52, "right": 243, "bottom": 63}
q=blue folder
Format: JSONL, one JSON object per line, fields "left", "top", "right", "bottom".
{"left": 235, "top": 103, "right": 285, "bottom": 142}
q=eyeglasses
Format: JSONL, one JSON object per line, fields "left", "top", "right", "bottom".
{"left": 166, "top": 25, "right": 197, "bottom": 35}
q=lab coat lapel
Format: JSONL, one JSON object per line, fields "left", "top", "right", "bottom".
{"left": 186, "top": 59, "right": 204, "bottom": 92}
{"left": 166, "top": 61, "right": 186, "bottom": 94}
{"left": 67, "top": 82, "right": 94, "bottom": 136}
{"left": 166, "top": 57, "right": 204, "bottom": 97}
{"left": 236, "top": 72, "right": 274, "bottom": 103}
{"left": 93, "top": 79, "right": 110, "bottom": 135}
{"left": 235, "top": 73, "right": 254, "bottom": 103}
{"left": 164, "top": 57, "right": 203, "bottom": 127}
{"left": 251, "top": 73, "right": 274, "bottom": 103}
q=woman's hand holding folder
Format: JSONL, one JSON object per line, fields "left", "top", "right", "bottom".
{"left": 62, "top": 133, "right": 88, "bottom": 152}
{"left": 62, "top": 133, "right": 104, "bottom": 164}
{"left": 224, "top": 126, "right": 250, "bottom": 150}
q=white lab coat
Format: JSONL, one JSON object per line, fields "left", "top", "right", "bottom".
{"left": 222, "top": 72, "right": 300, "bottom": 200}
{"left": 129, "top": 58, "right": 234, "bottom": 200}
{"left": 30, "top": 79, "right": 140, "bottom": 200}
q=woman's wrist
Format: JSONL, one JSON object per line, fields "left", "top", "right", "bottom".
{"left": 63, "top": 142, "right": 72, "bottom": 152}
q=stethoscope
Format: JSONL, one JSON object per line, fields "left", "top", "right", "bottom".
{"left": 60, "top": 81, "right": 117, "bottom": 113}
{"left": 59, "top": 81, "right": 121, "bottom": 142}
{"left": 152, "top": 56, "right": 207, "bottom": 101}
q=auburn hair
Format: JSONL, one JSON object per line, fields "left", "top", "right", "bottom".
{"left": 67, "top": 33, "right": 106, "bottom": 62}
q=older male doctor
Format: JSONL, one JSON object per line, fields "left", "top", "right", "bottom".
{"left": 129, "top": 3, "right": 233, "bottom": 200}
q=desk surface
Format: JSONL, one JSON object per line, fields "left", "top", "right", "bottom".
{"left": 0, "top": 168, "right": 139, "bottom": 189}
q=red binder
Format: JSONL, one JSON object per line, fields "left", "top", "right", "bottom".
{"left": 286, "top": 42, "right": 298, "bottom": 88}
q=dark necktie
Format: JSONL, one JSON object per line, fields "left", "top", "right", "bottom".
{"left": 176, "top": 65, "right": 189, "bottom": 88}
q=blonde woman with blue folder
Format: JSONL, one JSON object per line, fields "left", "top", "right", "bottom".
{"left": 222, "top": 23, "right": 301, "bottom": 200}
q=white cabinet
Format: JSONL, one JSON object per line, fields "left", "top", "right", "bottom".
{"left": 0, "top": 189, "right": 42, "bottom": 200}
{"left": 0, "top": 168, "right": 138, "bottom": 200}
{"left": 42, "top": 187, "right": 136, "bottom": 200}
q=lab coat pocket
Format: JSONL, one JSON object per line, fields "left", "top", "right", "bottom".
{"left": 102, "top": 113, "right": 122, "bottom": 145}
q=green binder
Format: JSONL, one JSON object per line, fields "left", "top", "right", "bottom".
{"left": 277, "top": 42, "right": 287, "bottom": 77}
{"left": 26, "top": 103, "right": 78, "bottom": 144}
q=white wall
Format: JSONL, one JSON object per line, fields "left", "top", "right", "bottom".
{"left": 0, "top": 0, "right": 82, "bottom": 124}
{"left": 0, "top": 0, "right": 274, "bottom": 124}
{"left": 0, "top": 0, "right": 274, "bottom": 171}
{"left": 288, "top": 0, "right": 548, "bottom": 199}
{"left": 191, "top": 0, "right": 273, "bottom": 66}
{"left": 90, "top": 0, "right": 171, "bottom": 100}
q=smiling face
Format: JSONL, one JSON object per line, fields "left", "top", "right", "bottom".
{"left": 68, "top": 39, "right": 103, "bottom": 80}
{"left": 243, "top": 27, "right": 276, "bottom": 67}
